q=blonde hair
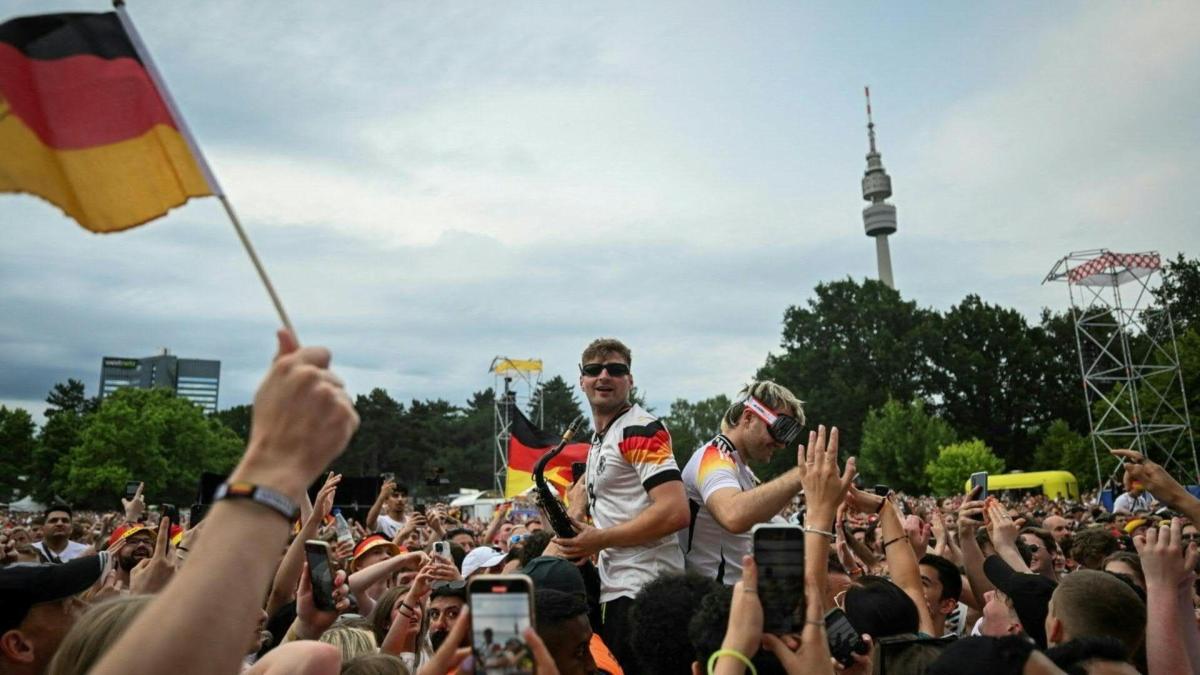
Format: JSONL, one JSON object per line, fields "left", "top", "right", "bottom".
{"left": 580, "top": 338, "right": 632, "bottom": 367}
{"left": 46, "top": 595, "right": 153, "bottom": 675}
{"left": 720, "top": 381, "right": 805, "bottom": 434}
{"left": 319, "top": 625, "right": 378, "bottom": 662}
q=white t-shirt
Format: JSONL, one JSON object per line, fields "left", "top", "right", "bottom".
{"left": 1112, "top": 491, "right": 1152, "bottom": 514}
{"left": 585, "top": 404, "right": 685, "bottom": 603}
{"left": 377, "top": 514, "right": 406, "bottom": 539}
{"left": 32, "top": 539, "right": 89, "bottom": 563}
{"left": 680, "top": 434, "right": 772, "bottom": 585}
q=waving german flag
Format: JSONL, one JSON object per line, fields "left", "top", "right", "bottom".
{"left": 0, "top": 12, "right": 212, "bottom": 232}
{"left": 505, "top": 406, "right": 591, "bottom": 499}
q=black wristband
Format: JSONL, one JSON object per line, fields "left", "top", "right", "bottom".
{"left": 214, "top": 482, "right": 299, "bottom": 522}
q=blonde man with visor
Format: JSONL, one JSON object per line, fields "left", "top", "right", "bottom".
{"left": 679, "top": 380, "right": 807, "bottom": 584}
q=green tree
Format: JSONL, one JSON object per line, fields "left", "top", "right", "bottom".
{"left": 34, "top": 379, "right": 97, "bottom": 502}
{"left": 61, "top": 388, "right": 243, "bottom": 506}
{"left": 1031, "top": 419, "right": 1109, "bottom": 491}
{"left": 212, "top": 404, "right": 253, "bottom": 443}
{"left": 758, "top": 278, "right": 935, "bottom": 455}
{"left": 923, "top": 295, "right": 1045, "bottom": 468}
{"left": 528, "top": 375, "right": 585, "bottom": 434}
{"left": 925, "top": 440, "right": 1005, "bottom": 496}
{"left": 1032, "top": 310, "right": 1092, "bottom": 436}
{"left": 0, "top": 406, "right": 39, "bottom": 501}
{"left": 662, "top": 395, "right": 732, "bottom": 467}
{"left": 1155, "top": 253, "right": 1200, "bottom": 332}
{"left": 338, "top": 388, "right": 405, "bottom": 478}
{"left": 859, "top": 399, "right": 958, "bottom": 493}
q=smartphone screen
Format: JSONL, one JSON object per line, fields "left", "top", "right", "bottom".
{"left": 124, "top": 481, "right": 141, "bottom": 500}
{"left": 160, "top": 503, "right": 179, "bottom": 526}
{"left": 304, "top": 540, "right": 336, "bottom": 612}
{"left": 970, "top": 472, "right": 989, "bottom": 500}
{"left": 824, "top": 608, "right": 867, "bottom": 666}
{"left": 753, "top": 524, "right": 805, "bottom": 635}
{"left": 571, "top": 462, "right": 587, "bottom": 484}
{"left": 468, "top": 575, "right": 536, "bottom": 675}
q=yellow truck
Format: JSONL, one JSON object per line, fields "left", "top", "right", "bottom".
{"left": 963, "top": 471, "right": 1079, "bottom": 500}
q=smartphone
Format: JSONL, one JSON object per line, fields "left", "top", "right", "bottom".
{"left": 304, "top": 540, "right": 337, "bottom": 612}
{"left": 433, "top": 541, "right": 451, "bottom": 560}
{"left": 571, "top": 462, "right": 587, "bottom": 484}
{"left": 873, "top": 484, "right": 890, "bottom": 497}
{"left": 752, "top": 524, "right": 805, "bottom": 634}
{"left": 468, "top": 574, "right": 536, "bottom": 674}
{"left": 159, "top": 503, "right": 180, "bottom": 527}
{"left": 189, "top": 503, "right": 209, "bottom": 526}
{"left": 825, "top": 608, "right": 869, "bottom": 667}
{"left": 414, "top": 503, "right": 427, "bottom": 515}
{"left": 970, "top": 472, "right": 989, "bottom": 500}
{"left": 124, "top": 481, "right": 142, "bottom": 500}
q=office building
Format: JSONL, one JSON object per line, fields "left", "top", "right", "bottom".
{"left": 99, "top": 350, "right": 220, "bottom": 413}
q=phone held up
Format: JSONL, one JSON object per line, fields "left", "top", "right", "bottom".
{"left": 159, "top": 503, "right": 180, "bottom": 526}
{"left": 468, "top": 574, "right": 537, "bottom": 674}
{"left": 433, "top": 540, "right": 451, "bottom": 560}
{"left": 304, "top": 540, "right": 337, "bottom": 612}
{"left": 969, "top": 472, "right": 989, "bottom": 520}
{"left": 570, "top": 461, "right": 587, "bottom": 484}
{"left": 825, "top": 608, "right": 869, "bottom": 667}
{"left": 752, "top": 523, "right": 805, "bottom": 635}
{"left": 124, "top": 481, "right": 141, "bottom": 500}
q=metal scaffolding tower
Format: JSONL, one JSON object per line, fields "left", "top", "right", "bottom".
{"left": 1044, "top": 249, "right": 1198, "bottom": 488}
{"left": 489, "top": 357, "right": 543, "bottom": 493}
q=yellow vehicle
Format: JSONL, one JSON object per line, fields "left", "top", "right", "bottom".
{"left": 963, "top": 471, "right": 1079, "bottom": 500}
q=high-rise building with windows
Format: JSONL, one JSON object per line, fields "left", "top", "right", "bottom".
{"left": 99, "top": 350, "right": 220, "bottom": 413}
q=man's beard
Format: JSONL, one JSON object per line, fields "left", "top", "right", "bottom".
{"left": 118, "top": 550, "right": 149, "bottom": 571}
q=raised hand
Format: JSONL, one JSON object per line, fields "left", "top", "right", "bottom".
{"left": 295, "top": 564, "right": 350, "bottom": 639}
{"left": 797, "top": 425, "right": 855, "bottom": 529}
{"left": 122, "top": 482, "right": 146, "bottom": 523}
{"left": 1112, "top": 449, "right": 1192, "bottom": 509}
{"left": 130, "top": 516, "right": 175, "bottom": 594}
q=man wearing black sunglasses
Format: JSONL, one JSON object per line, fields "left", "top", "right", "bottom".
{"left": 679, "top": 381, "right": 806, "bottom": 585}
{"left": 553, "top": 337, "right": 689, "bottom": 672}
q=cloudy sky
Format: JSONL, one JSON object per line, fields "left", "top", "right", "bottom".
{"left": 2, "top": 2, "right": 1197, "bottom": 422}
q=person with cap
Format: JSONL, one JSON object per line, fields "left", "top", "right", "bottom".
{"left": 554, "top": 338, "right": 689, "bottom": 671}
{"left": 345, "top": 534, "right": 404, "bottom": 616}
{"left": 523, "top": 556, "right": 621, "bottom": 675}
{"left": 460, "top": 546, "right": 506, "bottom": 579}
{"left": 0, "top": 553, "right": 109, "bottom": 675}
{"left": 105, "top": 523, "right": 157, "bottom": 589}
{"left": 29, "top": 505, "right": 87, "bottom": 565}
{"left": 982, "top": 554, "right": 1057, "bottom": 648}
{"left": 679, "top": 380, "right": 807, "bottom": 585}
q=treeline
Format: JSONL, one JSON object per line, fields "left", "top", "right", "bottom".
{"left": 2, "top": 255, "right": 1196, "bottom": 505}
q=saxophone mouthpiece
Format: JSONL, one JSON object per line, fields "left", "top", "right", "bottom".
{"left": 562, "top": 415, "right": 586, "bottom": 441}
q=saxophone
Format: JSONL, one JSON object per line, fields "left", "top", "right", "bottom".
{"left": 533, "top": 415, "right": 587, "bottom": 538}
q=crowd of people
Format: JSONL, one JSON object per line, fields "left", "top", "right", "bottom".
{"left": 2, "top": 332, "right": 1198, "bottom": 675}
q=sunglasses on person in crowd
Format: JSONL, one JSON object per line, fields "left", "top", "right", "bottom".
{"left": 744, "top": 396, "right": 804, "bottom": 447}
{"left": 432, "top": 580, "right": 468, "bottom": 591}
{"left": 579, "top": 362, "right": 630, "bottom": 377}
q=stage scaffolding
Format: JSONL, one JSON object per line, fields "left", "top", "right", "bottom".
{"left": 488, "top": 357, "right": 543, "bottom": 493}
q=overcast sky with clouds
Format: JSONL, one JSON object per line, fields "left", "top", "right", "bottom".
{"left": 1, "top": 2, "right": 1197, "bottom": 422}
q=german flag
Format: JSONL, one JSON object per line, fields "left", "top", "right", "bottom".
{"left": 505, "top": 406, "right": 590, "bottom": 499}
{"left": 0, "top": 12, "right": 212, "bottom": 232}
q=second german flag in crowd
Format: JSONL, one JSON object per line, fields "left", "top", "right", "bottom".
{"left": 0, "top": 12, "right": 212, "bottom": 232}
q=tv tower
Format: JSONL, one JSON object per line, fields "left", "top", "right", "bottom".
{"left": 861, "top": 86, "right": 897, "bottom": 289}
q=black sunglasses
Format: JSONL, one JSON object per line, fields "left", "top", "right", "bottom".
{"left": 432, "top": 579, "right": 468, "bottom": 591}
{"left": 580, "top": 362, "right": 630, "bottom": 377}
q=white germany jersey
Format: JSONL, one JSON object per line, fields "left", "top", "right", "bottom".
{"left": 679, "top": 434, "right": 762, "bottom": 584}
{"left": 585, "top": 404, "right": 685, "bottom": 603}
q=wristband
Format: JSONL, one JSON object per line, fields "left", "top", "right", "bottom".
{"left": 214, "top": 482, "right": 299, "bottom": 522}
{"left": 882, "top": 535, "right": 906, "bottom": 549}
{"left": 707, "top": 648, "right": 757, "bottom": 675}
{"left": 803, "top": 526, "right": 836, "bottom": 541}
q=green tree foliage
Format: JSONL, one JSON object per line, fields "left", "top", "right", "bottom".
{"left": 1155, "top": 253, "right": 1200, "bottom": 332}
{"left": 925, "top": 440, "right": 1005, "bottom": 496}
{"left": 338, "top": 388, "right": 405, "bottom": 477}
{"left": 212, "top": 404, "right": 252, "bottom": 443}
{"left": 1031, "top": 419, "right": 1110, "bottom": 491}
{"left": 662, "top": 395, "right": 733, "bottom": 467}
{"left": 0, "top": 406, "right": 38, "bottom": 501}
{"left": 60, "top": 388, "right": 243, "bottom": 507}
{"left": 758, "top": 278, "right": 935, "bottom": 455}
{"left": 924, "top": 296, "right": 1046, "bottom": 467}
{"left": 528, "top": 375, "right": 585, "bottom": 433}
{"left": 33, "top": 379, "right": 96, "bottom": 503}
{"left": 859, "top": 399, "right": 958, "bottom": 493}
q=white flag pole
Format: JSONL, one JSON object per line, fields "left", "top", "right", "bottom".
{"left": 113, "top": 0, "right": 297, "bottom": 339}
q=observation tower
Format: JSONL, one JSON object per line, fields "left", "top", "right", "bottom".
{"left": 861, "top": 87, "right": 897, "bottom": 289}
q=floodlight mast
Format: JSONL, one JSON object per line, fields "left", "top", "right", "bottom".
{"left": 1044, "top": 249, "right": 1198, "bottom": 489}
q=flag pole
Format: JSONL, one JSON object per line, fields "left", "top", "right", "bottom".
{"left": 112, "top": 1, "right": 297, "bottom": 339}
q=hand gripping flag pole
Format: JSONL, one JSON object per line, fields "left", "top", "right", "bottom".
{"left": 113, "top": 1, "right": 297, "bottom": 339}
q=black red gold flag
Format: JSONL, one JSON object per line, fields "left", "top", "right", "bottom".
{"left": 505, "top": 406, "right": 590, "bottom": 498}
{"left": 0, "top": 12, "right": 212, "bottom": 232}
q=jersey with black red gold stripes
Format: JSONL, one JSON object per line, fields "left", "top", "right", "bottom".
{"left": 586, "top": 404, "right": 684, "bottom": 603}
